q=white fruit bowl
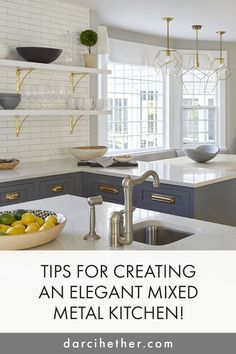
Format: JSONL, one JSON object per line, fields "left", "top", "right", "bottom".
{"left": 71, "top": 146, "right": 108, "bottom": 161}
{"left": 0, "top": 209, "right": 66, "bottom": 250}
{"left": 114, "top": 155, "right": 134, "bottom": 163}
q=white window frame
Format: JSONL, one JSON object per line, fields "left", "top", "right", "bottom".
{"left": 167, "top": 50, "right": 227, "bottom": 149}
{"left": 99, "top": 59, "right": 167, "bottom": 154}
{"left": 98, "top": 48, "right": 227, "bottom": 152}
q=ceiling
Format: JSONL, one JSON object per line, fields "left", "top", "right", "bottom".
{"left": 74, "top": 0, "right": 236, "bottom": 42}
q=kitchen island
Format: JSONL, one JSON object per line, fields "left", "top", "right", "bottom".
{"left": 0, "top": 194, "right": 235, "bottom": 250}
{"left": 1, "top": 154, "right": 236, "bottom": 226}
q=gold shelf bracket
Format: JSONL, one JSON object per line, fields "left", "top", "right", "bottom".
{"left": 70, "top": 115, "right": 83, "bottom": 134}
{"left": 69, "top": 72, "right": 89, "bottom": 94}
{"left": 16, "top": 68, "right": 34, "bottom": 93}
{"left": 15, "top": 115, "right": 30, "bottom": 137}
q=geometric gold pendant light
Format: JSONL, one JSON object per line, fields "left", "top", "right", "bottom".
{"left": 210, "top": 31, "right": 231, "bottom": 81}
{"left": 179, "top": 25, "right": 215, "bottom": 94}
{"left": 153, "top": 17, "right": 182, "bottom": 76}
{"left": 153, "top": 18, "right": 231, "bottom": 93}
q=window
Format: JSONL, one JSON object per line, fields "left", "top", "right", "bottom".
{"left": 182, "top": 72, "right": 219, "bottom": 145}
{"left": 106, "top": 62, "right": 165, "bottom": 151}
{"left": 99, "top": 40, "right": 226, "bottom": 151}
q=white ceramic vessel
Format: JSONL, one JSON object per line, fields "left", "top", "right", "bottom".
{"left": 114, "top": 155, "right": 134, "bottom": 163}
{"left": 184, "top": 145, "right": 220, "bottom": 163}
{"left": 71, "top": 146, "right": 108, "bottom": 160}
{"left": 0, "top": 44, "right": 9, "bottom": 59}
{"left": 95, "top": 99, "right": 106, "bottom": 110}
{"left": 77, "top": 98, "right": 95, "bottom": 110}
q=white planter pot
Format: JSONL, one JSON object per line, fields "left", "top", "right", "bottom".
{"left": 0, "top": 44, "right": 9, "bottom": 59}
{"left": 83, "top": 53, "right": 97, "bottom": 68}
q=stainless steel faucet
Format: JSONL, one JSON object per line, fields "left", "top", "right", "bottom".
{"left": 84, "top": 195, "right": 103, "bottom": 241}
{"left": 109, "top": 170, "right": 160, "bottom": 247}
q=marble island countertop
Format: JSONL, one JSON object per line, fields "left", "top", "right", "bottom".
{"left": 0, "top": 194, "right": 235, "bottom": 250}
{"left": 1, "top": 154, "right": 236, "bottom": 187}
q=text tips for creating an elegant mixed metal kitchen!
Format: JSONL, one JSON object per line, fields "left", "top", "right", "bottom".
{"left": 0, "top": 251, "right": 235, "bottom": 332}
{"left": 38, "top": 263, "right": 198, "bottom": 321}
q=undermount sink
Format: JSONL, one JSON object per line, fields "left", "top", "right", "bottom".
{"left": 133, "top": 225, "right": 194, "bottom": 245}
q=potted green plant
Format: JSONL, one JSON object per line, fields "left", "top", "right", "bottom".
{"left": 79, "top": 29, "right": 98, "bottom": 68}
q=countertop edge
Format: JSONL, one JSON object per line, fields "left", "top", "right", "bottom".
{"left": 1, "top": 157, "right": 236, "bottom": 188}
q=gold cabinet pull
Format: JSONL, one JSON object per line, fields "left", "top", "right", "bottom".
{"left": 151, "top": 193, "right": 176, "bottom": 204}
{"left": 52, "top": 185, "right": 64, "bottom": 193}
{"left": 99, "top": 184, "right": 119, "bottom": 194}
{"left": 5, "top": 192, "right": 21, "bottom": 201}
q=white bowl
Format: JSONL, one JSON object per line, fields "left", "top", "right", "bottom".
{"left": 71, "top": 146, "right": 108, "bottom": 161}
{"left": 114, "top": 155, "right": 134, "bottom": 163}
{"left": 0, "top": 44, "right": 9, "bottom": 59}
{"left": 0, "top": 209, "right": 66, "bottom": 250}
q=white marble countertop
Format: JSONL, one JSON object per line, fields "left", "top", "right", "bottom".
{"left": 1, "top": 154, "right": 236, "bottom": 187}
{"left": 1, "top": 194, "right": 235, "bottom": 250}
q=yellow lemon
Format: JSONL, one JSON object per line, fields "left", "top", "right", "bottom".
{"left": 36, "top": 217, "right": 44, "bottom": 226}
{"left": 0, "top": 224, "right": 10, "bottom": 233}
{"left": 45, "top": 215, "right": 58, "bottom": 225}
{"left": 39, "top": 222, "right": 55, "bottom": 231}
{"left": 28, "top": 222, "right": 40, "bottom": 231}
{"left": 21, "top": 213, "right": 37, "bottom": 226}
{"left": 11, "top": 220, "right": 25, "bottom": 227}
{"left": 6, "top": 226, "right": 24, "bottom": 235}
{"left": 12, "top": 223, "right": 26, "bottom": 233}
{"left": 25, "top": 224, "right": 39, "bottom": 233}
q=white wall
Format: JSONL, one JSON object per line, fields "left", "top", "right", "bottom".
{"left": 0, "top": 0, "right": 90, "bottom": 162}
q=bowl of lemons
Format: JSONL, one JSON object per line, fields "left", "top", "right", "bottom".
{"left": 0, "top": 209, "right": 66, "bottom": 250}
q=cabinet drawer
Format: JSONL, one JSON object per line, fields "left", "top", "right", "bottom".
{"left": 136, "top": 182, "right": 194, "bottom": 217}
{"left": 81, "top": 173, "right": 124, "bottom": 204}
{"left": 38, "top": 175, "right": 75, "bottom": 198}
{"left": 0, "top": 182, "right": 34, "bottom": 206}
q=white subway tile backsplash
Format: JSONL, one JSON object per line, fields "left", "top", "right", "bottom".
{"left": 0, "top": 0, "right": 90, "bottom": 162}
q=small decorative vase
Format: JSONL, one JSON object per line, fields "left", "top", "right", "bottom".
{"left": 83, "top": 53, "right": 97, "bottom": 68}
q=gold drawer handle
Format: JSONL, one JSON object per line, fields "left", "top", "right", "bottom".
{"left": 52, "top": 185, "right": 64, "bottom": 193}
{"left": 151, "top": 193, "right": 176, "bottom": 204}
{"left": 99, "top": 184, "right": 119, "bottom": 194}
{"left": 5, "top": 192, "right": 21, "bottom": 201}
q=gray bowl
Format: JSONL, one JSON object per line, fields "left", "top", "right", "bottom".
{"left": 0, "top": 93, "right": 21, "bottom": 109}
{"left": 184, "top": 145, "right": 220, "bottom": 163}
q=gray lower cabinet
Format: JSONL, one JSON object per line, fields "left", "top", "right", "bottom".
{"left": 80, "top": 172, "right": 194, "bottom": 217}
{"left": 1, "top": 171, "right": 236, "bottom": 226}
{"left": 80, "top": 172, "right": 124, "bottom": 204}
{"left": 0, "top": 180, "right": 35, "bottom": 207}
{"left": 135, "top": 181, "right": 194, "bottom": 217}
{"left": 80, "top": 172, "right": 236, "bottom": 226}
{"left": 37, "top": 174, "right": 76, "bottom": 199}
{"left": 0, "top": 172, "right": 82, "bottom": 207}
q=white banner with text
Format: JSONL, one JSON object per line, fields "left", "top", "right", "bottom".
{"left": 0, "top": 251, "right": 235, "bottom": 333}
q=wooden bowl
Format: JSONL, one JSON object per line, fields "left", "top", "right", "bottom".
{"left": 0, "top": 159, "right": 19, "bottom": 170}
{"left": 0, "top": 209, "right": 66, "bottom": 250}
{"left": 71, "top": 146, "right": 108, "bottom": 161}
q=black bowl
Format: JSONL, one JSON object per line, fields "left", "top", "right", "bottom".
{"left": 16, "top": 47, "right": 63, "bottom": 64}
